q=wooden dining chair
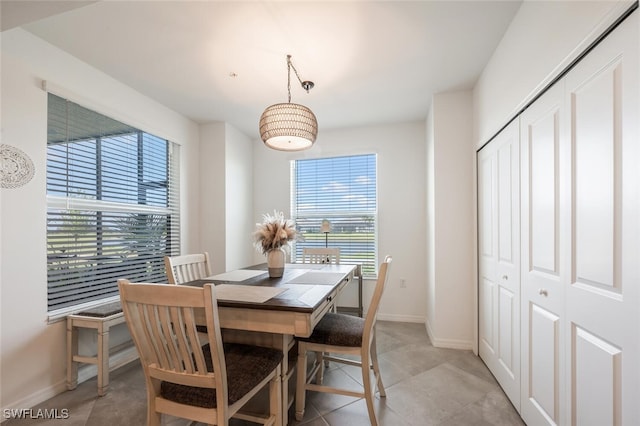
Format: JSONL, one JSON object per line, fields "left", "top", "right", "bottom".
{"left": 295, "top": 255, "right": 392, "bottom": 426}
{"left": 118, "top": 279, "right": 282, "bottom": 426}
{"left": 164, "top": 252, "right": 212, "bottom": 284}
{"left": 302, "top": 247, "right": 341, "bottom": 315}
{"left": 301, "top": 247, "right": 340, "bottom": 265}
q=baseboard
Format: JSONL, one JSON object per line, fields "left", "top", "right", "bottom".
{"left": 1, "top": 381, "right": 68, "bottom": 423}
{"left": 376, "top": 313, "right": 425, "bottom": 323}
{"left": 425, "top": 319, "right": 474, "bottom": 350}
{"left": 1, "top": 344, "right": 138, "bottom": 422}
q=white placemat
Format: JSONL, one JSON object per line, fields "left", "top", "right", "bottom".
{"left": 286, "top": 263, "right": 326, "bottom": 269}
{"left": 214, "top": 284, "right": 286, "bottom": 303}
{"left": 205, "top": 269, "right": 267, "bottom": 282}
{"left": 286, "top": 272, "right": 347, "bottom": 285}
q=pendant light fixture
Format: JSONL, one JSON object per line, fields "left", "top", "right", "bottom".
{"left": 259, "top": 55, "right": 318, "bottom": 151}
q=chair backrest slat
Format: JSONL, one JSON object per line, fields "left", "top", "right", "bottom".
{"left": 145, "top": 304, "right": 171, "bottom": 369}
{"left": 158, "top": 306, "right": 179, "bottom": 369}
{"left": 118, "top": 279, "right": 224, "bottom": 389}
{"left": 182, "top": 307, "right": 208, "bottom": 373}
{"left": 168, "top": 306, "right": 191, "bottom": 372}
{"left": 165, "top": 253, "right": 212, "bottom": 284}
{"left": 302, "top": 247, "right": 340, "bottom": 264}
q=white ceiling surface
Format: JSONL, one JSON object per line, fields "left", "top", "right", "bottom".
{"left": 4, "top": 1, "right": 522, "bottom": 140}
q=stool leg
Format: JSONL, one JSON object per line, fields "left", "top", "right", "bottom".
{"left": 97, "top": 323, "right": 110, "bottom": 396}
{"left": 66, "top": 318, "right": 78, "bottom": 390}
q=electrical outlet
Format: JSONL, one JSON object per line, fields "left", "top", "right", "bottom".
{"left": 400, "top": 278, "right": 406, "bottom": 288}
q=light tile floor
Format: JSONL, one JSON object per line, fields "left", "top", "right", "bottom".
{"left": 4, "top": 321, "right": 524, "bottom": 425}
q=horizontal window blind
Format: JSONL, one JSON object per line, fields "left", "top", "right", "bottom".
{"left": 46, "top": 94, "right": 180, "bottom": 312}
{"left": 291, "top": 154, "right": 377, "bottom": 276}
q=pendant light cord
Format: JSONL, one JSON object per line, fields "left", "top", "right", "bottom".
{"left": 287, "top": 54, "right": 312, "bottom": 103}
{"left": 287, "top": 55, "right": 293, "bottom": 103}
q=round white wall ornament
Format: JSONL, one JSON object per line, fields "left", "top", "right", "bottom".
{"left": 1, "top": 144, "right": 36, "bottom": 189}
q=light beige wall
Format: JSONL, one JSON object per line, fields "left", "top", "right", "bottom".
{"left": 0, "top": 28, "right": 199, "bottom": 412}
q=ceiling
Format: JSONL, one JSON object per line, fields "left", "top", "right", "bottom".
{"left": 2, "top": 1, "right": 522, "bottom": 140}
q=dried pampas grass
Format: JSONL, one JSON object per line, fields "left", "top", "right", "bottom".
{"left": 254, "top": 210, "right": 298, "bottom": 255}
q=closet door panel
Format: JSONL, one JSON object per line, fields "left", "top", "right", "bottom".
{"left": 530, "top": 112, "right": 559, "bottom": 274}
{"left": 564, "top": 12, "right": 638, "bottom": 425}
{"left": 478, "top": 154, "right": 497, "bottom": 356}
{"left": 520, "top": 83, "right": 565, "bottom": 426}
{"left": 479, "top": 277, "right": 495, "bottom": 352}
{"left": 496, "top": 137, "right": 519, "bottom": 381}
{"left": 573, "top": 326, "right": 622, "bottom": 426}
{"left": 498, "top": 143, "right": 516, "bottom": 264}
{"left": 529, "top": 304, "right": 560, "bottom": 424}
{"left": 478, "top": 119, "right": 520, "bottom": 411}
{"left": 573, "top": 65, "right": 617, "bottom": 289}
{"left": 498, "top": 286, "right": 516, "bottom": 371}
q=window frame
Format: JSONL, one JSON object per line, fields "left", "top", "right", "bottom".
{"left": 46, "top": 94, "right": 180, "bottom": 320}
{"left": 290, "top": 153, "right": 378, "bottom": 278}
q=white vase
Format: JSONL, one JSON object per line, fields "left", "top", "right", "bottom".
{"left": 267, "top": 247, "right": 285, "bottom": 278}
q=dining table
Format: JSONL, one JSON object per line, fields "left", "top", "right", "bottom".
{"left": 183, "top": 262, "right": 357, "bottom": 426}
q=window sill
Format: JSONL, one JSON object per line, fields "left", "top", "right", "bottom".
{"left": 47, "top": 295, "right": 121, "bottom": 324}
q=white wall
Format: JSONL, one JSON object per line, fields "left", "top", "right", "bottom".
{"left": 199, "top": 122, "right": 227, "bottom": 273}
{"left": 199, "top": 122, "right": 255, "bottom": 273}
{"left": 0, "top": 29, "right": 199, "bottom": 412}
{"left": 252, "top": 122, "right": 428, "bottom": 322}
{"left": 473, "top": 0, "right": 634, "bottom": 147}
{"left": 425, "top": 91, "right": 475, "bottom": 350}
{"left": 425, "top": 107, "right": 436, "bottom": 332}
{"left": 224, "top": 124, "right": 255, "bottom": 271}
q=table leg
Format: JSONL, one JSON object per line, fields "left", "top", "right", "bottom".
{"left": 280, "top": 334, "right": 295, "bottom": 426}
{"left": 276, "top": 334, "right": 292, "bottom": 426}
{"left": 254, "top": 333, "right": 294, "bottom": 426}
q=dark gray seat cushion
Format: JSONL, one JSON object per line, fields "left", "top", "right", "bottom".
{"left": 298, "top": 313, "right": 364, "bottom": 347}
{"left": 77, "top": 301, "right": 122, "bottom": 317}
{"left": 160, "top": 343, "right": 283, "bottom": 408}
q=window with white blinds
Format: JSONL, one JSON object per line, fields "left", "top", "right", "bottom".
{"left": 291, "top": 154, "right": 377, "bottom": 276}
{"left": 46, "top": 94, "right": 180, "bottom": 312}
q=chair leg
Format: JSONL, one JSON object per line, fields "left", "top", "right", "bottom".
{"left": 147, "top": 400, "right": 161, "bottom": 426}
{"left": 315, "top": 351, "right": 325, "bottom": 384}
{"left": 147, "top": 382, "right": 161, "bottom": 426}
{"left": 361, "top": 357, "right": 379, "bottom": 426}
{"left": 270, "top": 365, "right": 282, "bottom": 426}
{"left": 295, "top": 343, "right": 308, "bottom": 421}
{"left": 371, "top": 334, "right": 386, "bottom": 397}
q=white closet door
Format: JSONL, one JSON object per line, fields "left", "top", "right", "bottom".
{"left": 520, "top": 83, "right": 566, "bottom": 426}
{"left": 562, "top": 13, "right": 638, "bottom": 426}
{"left": 478, "top": 119, "right": 520, "bottom": 410}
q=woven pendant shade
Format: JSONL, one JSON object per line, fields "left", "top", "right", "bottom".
{"left": 259, "top": 102, "right": 318, "bottom": 151}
